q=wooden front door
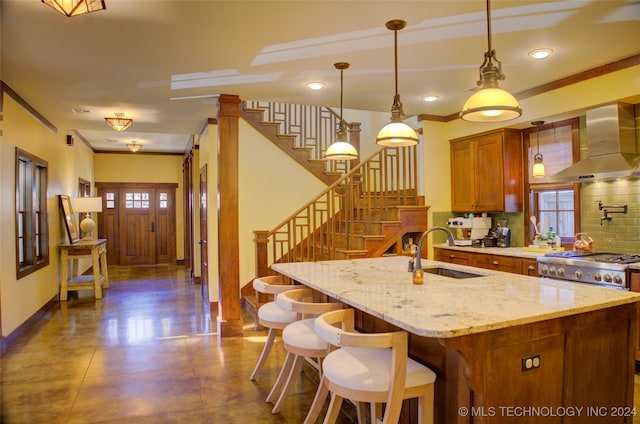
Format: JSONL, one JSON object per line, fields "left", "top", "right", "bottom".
{"left": 199, "top": 165, "right": 209, "bottom": 300}
{"left": 119, "top": 188, "right": 157, "bottom": 265}
{"left": 96, "top": 183, "right": 178, "bottom": 266}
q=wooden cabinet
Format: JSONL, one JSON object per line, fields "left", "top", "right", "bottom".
{"left": 473, "top": 252, "right": 521, "bottom": 274}
{"left": 433, "top": 248, "right": 473, "bottom": 266}
{"left": 450, "top": 129, "right": 523, "bottom": 212}
{"left": 521, "top": 258, "right": 540, "bottom": 276}
{"left": 630, "top": 270, "right": 640, "bottom": 361}
{"left": 434, "top": 248, "right": 540, "bottom": 277}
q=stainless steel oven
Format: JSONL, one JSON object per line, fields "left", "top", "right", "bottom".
{"left": 537, "top": 251, "right": 640, "bottom": 290}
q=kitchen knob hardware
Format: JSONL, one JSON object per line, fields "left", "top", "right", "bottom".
{"left": 557, "top": 268, "right": 565, "bottom": 277}
{"left": 549, "top": 266, "right": 557, "bottom": 276}
{"left": 449, "top": 254, "right": 455, "bottom": 259}
{"left": 594, "top": 273, "right": 602, "bottom": 281}
{"left": 575, "top": 270, "right": 583, "bottom": 279}
{"left": 613, "top": 275, "right": 623, "bottom": 284}
{"left": 492, "top": 261, "right": 499, "bottom": 266}
{"left": 603, "top": 274, "right": 612, "bottom": 283}
{"left": 527, "top": 265, "right": 535, "bottom": 271}
{"left": 540, "top": 266, "right": 548, "bottom": 275}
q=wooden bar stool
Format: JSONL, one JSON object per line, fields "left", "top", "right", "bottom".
{"left": 266, "top": 288, "right": 342, "bottom": 414}
{"left": 249, "top": 275, "right": 297, "bottom": 381}
{"left": 305, "top": 308, "right": 437, "bottom": 424}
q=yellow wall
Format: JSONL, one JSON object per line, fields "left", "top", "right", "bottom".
{"left": 94, "top": 153, "right": 185, "bottom": 261}
{"left": 1, "top": 95, "right": 95, "bottom": 336}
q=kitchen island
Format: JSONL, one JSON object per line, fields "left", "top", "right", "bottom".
{"left": 272, "top": 256, "right": 640, "bottom": 423}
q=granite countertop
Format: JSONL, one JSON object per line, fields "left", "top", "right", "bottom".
{"left": 272, "top": 256, "right": 640, "bottom": 338}
{"left": 435, "top": 244, "right": 640, "bottom": 270}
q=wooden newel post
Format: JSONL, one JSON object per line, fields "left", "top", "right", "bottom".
{"left": 254, "top": 230, "right": 271, "bottom": 303}
{"left": 254, "top": 230, "right": 270, "bottom": 278}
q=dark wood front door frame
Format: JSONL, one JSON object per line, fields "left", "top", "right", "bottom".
{"left": 96, "top": 182, "right": 177, "bottom": 266}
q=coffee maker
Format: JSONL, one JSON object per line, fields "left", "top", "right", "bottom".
{"left": 496, "top": 219, "right": 511, "bottom": 248}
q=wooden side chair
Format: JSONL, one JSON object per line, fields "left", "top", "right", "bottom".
{"left": 305, "top": 308, "right": 437, "bottom": 424}
{"left": 249, "top": 275, "right": 297, "bottom": 381}
{"left": 266, "top": 288, "right": 343, "bottom": 414}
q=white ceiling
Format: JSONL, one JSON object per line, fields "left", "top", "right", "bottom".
{"left": 2, "top": 0, "right": 639, "bottom": 153}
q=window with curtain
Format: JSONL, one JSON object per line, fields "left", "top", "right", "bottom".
{"left": 525, "top": 118, "right": 581, "bottom": 245}
{"left": 16, "top": 148, "right": 49, "bottom": 279}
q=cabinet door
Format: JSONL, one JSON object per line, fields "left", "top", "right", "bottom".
{"left": 450, "top": 140, "right": 476, "bottom": 212}
{"left": 521, "top": 258, "right": 539, "bottom": 276}
{"left": 630, "top": 271, "right": 640, "bottom": 361}
{"left": 474, "top": 134, "right": 504, "bottom": 211}
{"left": 473, "top": 252, "right": 521, "bottom": 274}
{"left": 485, "top": 334, "right": 565, "bottom": 423}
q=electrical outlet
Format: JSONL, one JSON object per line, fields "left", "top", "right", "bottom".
{"left": 522, "top": 354, "right": 541, "bottom": 371}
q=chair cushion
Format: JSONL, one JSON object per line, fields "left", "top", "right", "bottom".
{"left": 322, "top": 347, "right": 436, "bottom": 392}
{"left": 282, "top": 318, "right": 328, "bottom": 350}
{"left": 258, "top": 301, "right": 296, "bottom": 324}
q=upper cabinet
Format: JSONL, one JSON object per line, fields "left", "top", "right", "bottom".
{"left": 450, "top": 129, "right": 523, "bottom": 213}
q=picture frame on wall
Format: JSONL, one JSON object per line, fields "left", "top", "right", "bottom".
{"left": 58, "top": 194, "right": 79, "bottom": 244}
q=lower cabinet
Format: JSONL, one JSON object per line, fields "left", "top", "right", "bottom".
{"left": 434, "top": 248, "right": 540, "bottom": 277}
{"left": 433, "top": 248, "right": 473, "bottom": 266}
{"left": 630, "top": 270, "right": 640, "bottom": 361}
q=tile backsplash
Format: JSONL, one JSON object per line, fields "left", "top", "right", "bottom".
{"left": 581, "top": 178, "right": 640, "bottom": 254}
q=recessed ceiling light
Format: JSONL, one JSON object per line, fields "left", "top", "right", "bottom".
{"left": 306, "top": 82, "right": 326, "bottom": 90}
{"left": 421, "top": 95, "right": 439, "bottom": 102}
{"left": 529, "top": 48, "right": 553, "bottom": 60}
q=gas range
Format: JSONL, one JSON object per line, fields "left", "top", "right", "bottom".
{"left": 537, "top": 251, "right": 640, "bottom": 289}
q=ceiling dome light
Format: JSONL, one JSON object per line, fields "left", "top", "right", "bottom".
{"left": 529, "top": 48, "right": 553, "bottom": 60}
{"left": 421, "top": 95, "right": 439, "bottom": 102}
{"left": 127, "top": 141, "right": 141, "bottom": 153}
{"left": 376, "top": 20, "right": 419, "bottom": 147}
{"left": 105, "top": 112, "right": 133, "bottom": 132}
{"left": 460, "top": 0, "right": 522, "bottom": 122}
{"left": 306, "top": 82, "right": 326, "bottom": 90}
{"left": 326, "top": 62, "right": 358, "bottom": 160}
{"left": 42, "top": 0, "right": 106, "bottom": 17}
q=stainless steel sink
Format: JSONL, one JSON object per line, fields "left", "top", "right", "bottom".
{"left": 422, "top": 267, "right": 484, "bottom": 279}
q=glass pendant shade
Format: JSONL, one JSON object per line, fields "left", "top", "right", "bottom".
{"left": 460, "top": 87, "right": 522, "bottom": 122}
{"left": 105, "top": 113, "right": 133, "bottom": 132}
{"left": 532, "top": 120, "right": 545, "bottom": 177}
{"left": 532, "top": 155, "right": 545, "bottom": 177}
{"left": 376, "top": 20, "right": 419, "bottom": 147}
{"left": 42, "top": 0, "right": 106, "bottom": 17}
{"left": 325, "top": 62, "right": 358, "bottom": 161}
{"left": 376, "top": 120, "right": 419, "bottom": 147}
{"left": 325, "top": 141, "right": 358, "bottom": 159}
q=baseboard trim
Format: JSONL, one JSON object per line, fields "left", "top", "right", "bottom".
{"left": 0, "top": 293, "right": 59, "bottom": 357}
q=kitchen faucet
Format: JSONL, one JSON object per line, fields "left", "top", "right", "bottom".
{"left": 410, "top": 226, "right": 456, "bottom": 284}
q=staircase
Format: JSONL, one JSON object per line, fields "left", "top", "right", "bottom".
{"left": 241, "top": 112, "right": 428, "bottom": 322}
{"left": 240, "top": 101, "right": 360, "bottom": 185}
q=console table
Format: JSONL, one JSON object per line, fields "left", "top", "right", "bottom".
{"left": 59, "top": 238, "right": 108, "bottom": 300}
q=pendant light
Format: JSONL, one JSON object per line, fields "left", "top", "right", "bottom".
{"left": 532, "top": 121, "right": 545, "bottom": 178}
{"left": 460, "top": 0, "right": 522, "bottom": 122}
{"left": 325, "top": 62, "right": 358, "bottom": 160}
{"left": 376, "top": 20, "right": 419, "bottom": 147}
